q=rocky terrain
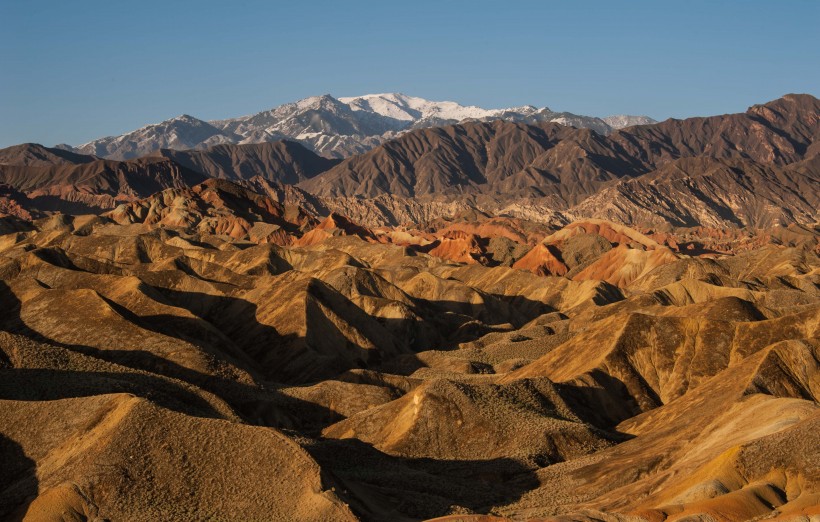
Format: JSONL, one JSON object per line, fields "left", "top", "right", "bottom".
{"left": 0, "top": 93, "right": 818, "bottom": 521}
{"left": 0, "top": 201, "right": 818, "bottom": 520}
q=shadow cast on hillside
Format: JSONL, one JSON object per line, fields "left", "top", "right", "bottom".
{"left": 0, "top": 281, "right": 341, "bottom": 434}
{"left": 28, "top": 195, "right": 105, "bottom": 216}
{"left": 0, "top": 435, "right": 37, "bottom": 521}
{"left": 0, "top": 269, "right": 583, "bottom": 435}
{"left": 0, "top": 216, "right": 36, "bottom": 235}
{"left": 132, "top": 278, "right": 557, "bottom": 382}
{"left": 0, "top": 272, "right": 646, "bottom": 520}
{"left": 557, "top": 369, "right": 645, "bottom": 430}
{"left": 306, "top": 437, "right": 540, "bottom": 521}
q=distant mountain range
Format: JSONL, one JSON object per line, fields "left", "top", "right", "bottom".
{"left": 2, "top": 94, "right": 817, "bottom": 231}
{"left": 300, "top": 93, "right": 819, "bottom": 228}
{"left": 57, "top": 93, "right": 656, "bottom": 160}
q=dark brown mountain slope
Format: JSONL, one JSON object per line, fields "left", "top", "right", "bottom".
{"left": 0, "top": 143, "right": 97, "bottom": 167}
{"left": 153, "top": 140, "right": 340, "bottom": 184}
{"left": 612, "top": 93, "right": 819, "bottom": 166}
{"left": 0, "top": 156, "right": 208, "bottom": 213}
{"left": 0, "top": 141, "right": 337, "bottom": 219}
{"left": 302, "top": 95, "right": 818, "bottom": 200}
{"left": 299, "top": 120, "right": 644, "bottom": 199}
{"left": 570, "top": 155, "right": 820, "bottom": 228}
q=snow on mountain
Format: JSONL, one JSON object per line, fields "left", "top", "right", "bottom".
{"left": 74, "top": 114, "right": 235, "bottom": 160}
{"left": 602, "top": 114, "right": 657, "bottom": 129}
{"left": 339, "top": 93, "right": 525, "bottom": 122}
{"left": 66, "top": 94, "right": 656, "bottom": 160}
{"left": 340, "top": 93, "right": 552, "bottom": 129}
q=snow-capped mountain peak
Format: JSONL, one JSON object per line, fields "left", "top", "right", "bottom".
{"left": 338, "top": 93, "right": 542, "bottom": 123}
{"left": 340, "top": 93, "right": 424, "bottom": 121}
{"left": 289, "top": 94, "right": 347, "bottom": 112}
{"left": 67, "top": 93, "right": 656, "bottom": 160}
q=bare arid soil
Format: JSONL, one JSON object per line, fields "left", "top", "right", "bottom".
{"left": 0, "top": 206, "right": 817, "bottom": 521}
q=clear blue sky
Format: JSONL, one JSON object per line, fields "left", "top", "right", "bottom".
{"left": 1, "top": 0, "right": 818, "bottom": 148}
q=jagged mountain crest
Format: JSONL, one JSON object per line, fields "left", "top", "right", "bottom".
{"left": 75, "top": 114, "right": 236, "bottom": 160}
{"left": 65, "top": 93, "right": 656, "bottom": 160}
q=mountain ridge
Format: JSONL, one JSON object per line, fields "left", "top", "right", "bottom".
{"left": 62, "top": 93, "right": 656, "bottom": 160}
